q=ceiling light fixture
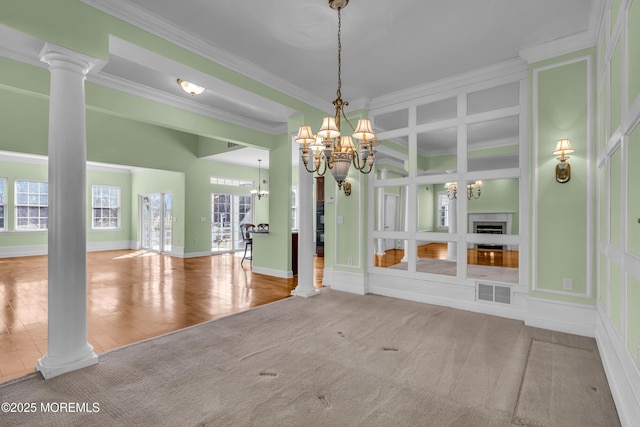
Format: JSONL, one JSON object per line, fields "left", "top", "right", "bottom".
{"left": 250, "top": 159, "right": 269, "bottom": 200}
{"left": 295, "top": 0, "right": 377, "bottom": 195}
{"left": 177, "top": 79, "right": 205, "bottom": 96}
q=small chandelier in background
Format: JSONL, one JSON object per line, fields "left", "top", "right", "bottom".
{"left": 295, "top": 0, "right": 377, "bottom": 195}
{"left": 250, "top": 159, "right": 269, "bottom": 200}
{"left": 444, "top": 181, "right": 483, "bottom": 200}
{"left": 177, "top": 79, "right": 205, "bottom": 96}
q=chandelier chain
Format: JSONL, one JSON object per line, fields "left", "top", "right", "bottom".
{"left": 337, "top": 7, "right": 342, "bottom": 100}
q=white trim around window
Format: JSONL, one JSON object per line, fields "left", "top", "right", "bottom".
{"left": 92, "top": 185, "right": 121, "bottom": 230}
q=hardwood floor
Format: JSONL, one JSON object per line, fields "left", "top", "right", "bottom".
{"left": 375, "top": 242, "right": 519, "bottom": 268}
{"left": 0, "top": 250, "right": 324, "bottom": 384}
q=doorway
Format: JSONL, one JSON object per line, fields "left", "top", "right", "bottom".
{"left": 383, "top": 194, "right": 399, "bottom": 250}
{"left": 139, "top": 193, "right": 172, "bottom": 253}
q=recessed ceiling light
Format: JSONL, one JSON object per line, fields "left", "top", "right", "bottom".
{"left": 177, "top": 79, "right": 205, "bottom": 96}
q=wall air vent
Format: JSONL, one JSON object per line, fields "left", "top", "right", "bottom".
{"left": 227, "top": 142, "right": 239, "bottom": 148}
{"left": 477, "top": 282, "right": 511, "bottom": 304}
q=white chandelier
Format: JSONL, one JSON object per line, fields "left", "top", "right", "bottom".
{"left": 295, "top": 0, "right": 377, "bottom": 194}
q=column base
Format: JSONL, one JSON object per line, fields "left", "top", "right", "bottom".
{"left": 291, "top": 287, "right": 321, "bottom": 298}
{"left": 36, "top": 345, "right": 99, "bottom": 379}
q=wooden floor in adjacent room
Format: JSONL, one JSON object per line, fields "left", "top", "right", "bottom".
{"left": 0, "top": 250, "right": 324, "bottom": 384}
{"left": 375, "top": 242, "right": 519, "bottom": 268}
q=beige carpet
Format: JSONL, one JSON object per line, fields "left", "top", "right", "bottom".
{"left": 514, "top": 340, "right": 620, "bottom": 427}
{"left": 388, "top": 258, "right": 519, "bottom": 283}
{"left": 0, "top": 290, "right": 618, "bottom": 426}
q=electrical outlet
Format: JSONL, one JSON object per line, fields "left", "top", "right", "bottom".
{"left": 200, "top": 217, "right": 207, "bottom": 222}
{"left": 347, "top": 257, "right": 353, "bottom": 265}
{"left": 563, "top": 278, "right": 573, "bottom": 291}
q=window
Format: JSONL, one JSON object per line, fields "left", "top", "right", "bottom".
{"left": 437, "top": 192, "right": 449, "bottom": 229}
{"left": 92, "top": 185, "right": 121, "bottom": 229}
{"left": 291, "top": 186, "right": 298, "bottom": 230}
{"left": 15, "top": 179, "right": 48, "bottom": 230}
{"left": 0, "top": 178, "right": 6, "bottom": 231}
{"left": 210, "top": 176, "right": 253, "bottom": 187}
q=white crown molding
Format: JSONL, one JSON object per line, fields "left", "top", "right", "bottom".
{"left": 370, "top": 58, "right": 528, "bottom": 111}
{"left": 80, "top": 0, "right": 329, "bottom": 114}
{"left": 90, "top": 72, "right": 287, "bottom": 135}
{"left": 0, "top": 150, "right": 140, "bottom": 173}
{"left": 518, "top": 29, "right": 598, "bottom": 65}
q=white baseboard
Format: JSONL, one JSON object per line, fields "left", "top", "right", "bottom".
{"left": 595, "top": 308, "right": 640, "bottom": 427}
{"left": 367, "top": 273, "right": 526, "bottom": 321}
{"left": 168, "top": 246, "right": 184, "bottom": 258}
{"left": 183, "top": 251, "right": 214, "bottom": 259}
{"left": 87, "top": 240, "right": 134, "bottom": 252}
{"left": 251, "top": 265, "right": 292, "bottom": 278}
{"left": 326, "top": 269, "right": 368, "bottom": 295}
{"left": 525, "top": 297, "right": 596, "bottom": 337}
{"left": 0, "top": 244, "right": 48, "bottom": 258}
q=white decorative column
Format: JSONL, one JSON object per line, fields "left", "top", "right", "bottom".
{"left": 292, "top": 156, "right": 319, "bottom": 297}
{"left": 376, "top": 168, "right": 387, "bottom": 255}
{"left": 447, "top": 197, "right": 457, "bottom": 260}
{"left": 401, "top": 185, "right": 410, "bottom": 262}
{"left": 36, "top": 43, "right": 99, "bottom": 379}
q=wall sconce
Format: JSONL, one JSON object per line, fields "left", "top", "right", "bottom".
{"left": 553, "top": 139, "right": 574, "bottom": 183}
{"left": 343, "top": 180, "right": 351, "bottom": 196}
{"left": 444, "top": 181, "right": 482, "bottom": 200}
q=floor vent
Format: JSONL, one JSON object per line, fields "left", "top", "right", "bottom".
{"left": 477, "top": 283, "right": 511, "bottom": 304}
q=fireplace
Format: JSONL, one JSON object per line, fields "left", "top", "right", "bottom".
{"left": 474, "top": 222, "right": 506, "bottom": 250}
{"left": 468, "top": 212, "right": 514, "bottom": 251}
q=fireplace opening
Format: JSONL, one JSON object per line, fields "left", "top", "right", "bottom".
{"left": 473, "top": 221, "right": 506, "bottom": 250}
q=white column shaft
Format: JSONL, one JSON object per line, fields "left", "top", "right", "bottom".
{"left": 447, "top": 198, "right": 457, "bottom": 260}
{"left": 37, "top": 44, "right": 98, "bottom": 379}
{"left": 292, "top": 156, "right": 319, "bottom": 297}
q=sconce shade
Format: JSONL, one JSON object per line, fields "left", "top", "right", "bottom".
{"left": 352, "top": 119, "right": 375, "bottom": 141}
{"left": 296, "top": 125, "right": 316, "bottom": 144}
{"left": 339, "top": 136, "right": 355, "bottom": 152}
{"left": 553, "top": 139, "right": 574, "bottom": 156}
{"left": 177, "top": 79, "right": 205, "bottom": 96}
{"left": 318, "top": 117, "right": 340, "bottom": 139}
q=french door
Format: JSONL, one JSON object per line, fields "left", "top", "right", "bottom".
{"left": 140, "top": 193, "right": 172, "bottom": 253}
{"left": 211, "top": 194, "right": 252, "bottom": 253}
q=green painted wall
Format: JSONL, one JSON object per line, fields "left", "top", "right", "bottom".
{"left": 532, "top": 52, "right": 593, "bottom": 300}
{"left": 611, "top": 41, "right": 622, "bottom": 138}
{"left": 629, "top": 124, "right": 640, "bottom": 257}
{"left": 0, "top": 158, "right": 132, "bottom": 247}
{"left": 630, "top": 0, "right": 640, "bottom": 107}
{"left": 610, "top": 147, "right": 622, "bottom": 247}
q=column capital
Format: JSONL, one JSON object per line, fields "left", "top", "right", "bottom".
{"left": 39, "top": 42, "right": 98, "bottom": 75}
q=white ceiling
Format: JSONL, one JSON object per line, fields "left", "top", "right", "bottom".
{"left": 0, "top": 1, "right": 604, "bottom": 168}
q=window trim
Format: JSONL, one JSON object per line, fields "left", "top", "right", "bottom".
{"left": 14, "top": 179, "right": 49, "bottom": 231}
{"left": 91, "top": 185, "right": 121, "bottom": 230}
